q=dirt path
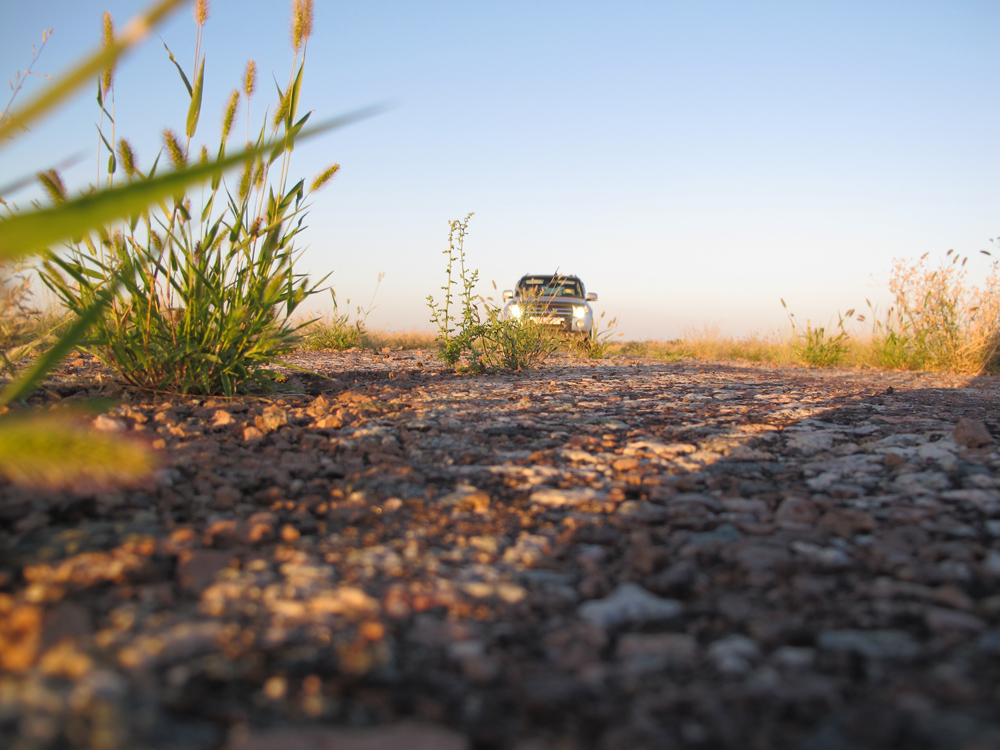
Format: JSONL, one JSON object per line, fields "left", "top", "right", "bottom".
{"left": 2, "top": 351, "right": 999, "bottom": 749}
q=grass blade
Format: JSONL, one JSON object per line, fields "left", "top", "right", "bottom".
{"left": 0, "top": 410, "right": 158, "bottom": 491}
{"left": 186, "top": 55, "right": 205, "bottom": 138}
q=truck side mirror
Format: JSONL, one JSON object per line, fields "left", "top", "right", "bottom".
{"left": 502, "top": 290, "right": 514, "bottom": 300}
{"left": 586, "top": 292, "right": 598, "bottom": 302}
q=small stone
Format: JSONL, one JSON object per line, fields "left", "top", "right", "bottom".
{"left": 531, "top": 487, "right": 607, "bottom": 507}
{"left": 977, "top": 628, "right": 1000, "bottom": 654}
{"left": 616, "top": 633, "right": 697, "bottom": 672}
{"left": 0, "top": 603, "right": 42, "bottom": 671}
{"left": 211, "top": 410, "right": 235, "bottom": 428}
{"left": 214, "top": 484, "right": 241, "bottom": 509}
{"left": 256, "top": 406, "right": 288, "bottom": 433}
{"left": 925, "top": 607, "right": 986, "bottom": 635}
{"left": 775, "top": 496, "right": 819, "bottom": 527}
{"left": 819, "top": 508, "right": 876, "bottom": 537}
{"left": 41, "top": 601, "right": 92, "bottom": 650}
{"left": 769, "top": 646, "right": 815, "bottom": 669}
{"left": 616, "top": 500, "right": 668, "bottom": 520}
{"left": 118, "top": 621, "right": 225, "bottom": 670}
{"left": 817, "top": 629, "right": 920, "bottom": 660}
{"left": 786, "top": 432, "right": 835, "bottom": 456}
{"left": 884, "top": 452, "right": 906, "bottom": 469}
{"left": 578, "top": 582, "right": 682, "bottom": 628}
{"left": 954, "top": 417, "right": 992, "bottom": 448}
{"left": 93, "top": 414, "right": 126, "bottom": 432}
{"left": 707, "top": 634, "right": 761, "bottom": 675}
{"left": 38, "top": 640, "right": 93, "bottom": 679}
{"left": 263, "top": 675, "right": 287, "bottom": 700}
{"left": 612, "top": 457, "right": 640, "bottom": 472}
{"left": 437, "top": 485, "right": 491, "bottom": 512}
{"left": 790, "top": 541, "right": 852, "bottom": 569}
{"left": 176, "top": 550, "right": 233, "bottom": 594}
{"left": 685, "top": 523, "right": 742, "bottom": 548}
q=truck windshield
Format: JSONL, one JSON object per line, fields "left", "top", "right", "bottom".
{"left": 517, "top": 276, "right": 583, "bottom": 298}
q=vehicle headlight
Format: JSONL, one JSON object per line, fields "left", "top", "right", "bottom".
{"left": 509, "top": 304, "right": 522, "bottom": 318}
{"left": 572, "top": 305, "right": 587, "bottom": 319}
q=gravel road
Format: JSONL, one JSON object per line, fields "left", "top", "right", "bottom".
{"left": 2, "top": 350, "right": 999, "bottom": 750}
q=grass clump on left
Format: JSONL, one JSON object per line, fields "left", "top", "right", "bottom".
{"left": 0, "top": 0, "right": 354, "bottom": 490}
{"left": 38, "top": 0, "right": 337, "bottom": 396}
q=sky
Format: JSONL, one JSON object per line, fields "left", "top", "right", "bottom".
{"left": 1, "top": 0, "right": 998, "bottom": 340}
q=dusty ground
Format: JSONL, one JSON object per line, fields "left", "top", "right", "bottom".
{"left": 1, "top": 350, "right": 1000, "bottom": 750}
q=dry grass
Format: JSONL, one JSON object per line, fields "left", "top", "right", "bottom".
{"left": 360, "top": 329, "right": 437, "bottom": 350}
{"left": 607, "top": 325, "right": 797, "bottom": 365}
{"left": 299, "top": 320, "right": 436, "bottom": 351}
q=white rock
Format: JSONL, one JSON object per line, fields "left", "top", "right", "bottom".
{"left": 708, "top": 634, "right": 761, "bottom": 675}
{"left": 785, "top": 432, "right": 835, "bottom": 456}
{"left": 578, "top": 583, "right": 682, "bottom": 628}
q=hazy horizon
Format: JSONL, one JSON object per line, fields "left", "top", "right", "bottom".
{"left": 2, "top": 1, "right": 997, "bottom": 340}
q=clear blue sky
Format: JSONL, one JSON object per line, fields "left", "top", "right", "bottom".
{"left": 2, "top": 1, "right": 998, "bottom": 339}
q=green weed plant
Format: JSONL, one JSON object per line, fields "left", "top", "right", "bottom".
{"left": 427, "top": 214, "right": 557, "bottom": 372}
{"left": 783, "top": 299, "right": 852, "bottom": 367}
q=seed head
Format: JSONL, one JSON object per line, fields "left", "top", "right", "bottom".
{"left": 37, "top": 169, "right": 67, "bottom": 203}
{"left": 238, "top": 160, "right": 253, "bottom": 203}
{"left": 117, "top": 138, "right": 137, "bottom": 177}
{"left": 195, "top": 0, "right": 210, "bottom": 27}
{"left": 163, "top": 128, "right": 186, "bottom": 169}
{"left": 199, "top": 145, "right": 209, "bottom": 165}
{"left": 243, "top": 61, "right": 257, "bottom": 99}
{"left": 291, "top": 0, "right": 313, "bottom": 51}
{"left": 273, "top": 90, "right": 290, "bottom": 129}
{"left": 252, "top": 159, "right": 265, "bottom": 190}
{"left": 101, "top": 12, "right": 116, "bottom": 95}
{"left": 309, "top": 163, "right": 340, "bottom": 193}
{"left": 249, "top": 216, "right": 263, "bottom": 239}
{"left": 222, "top": 89, "right": 239, "bottom": 140}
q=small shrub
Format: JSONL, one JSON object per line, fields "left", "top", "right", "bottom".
{"left": 476, "top": 295, "right": 559, "bottom": 371}
{"left": 427, "top": 213, "right": 556, "bottom": 372}
{"left": 302, "top": 277, "right": 382, "bottom": 351}
{"left": 783, "top": 300, "right": 851, "bottom": 367}
{"left": 864, "top": 249, "right": 1000, "bottom": 374}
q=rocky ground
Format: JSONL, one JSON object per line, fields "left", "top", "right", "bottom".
{"left": 1, "top": 350, "right": 1000, "bottom": 750}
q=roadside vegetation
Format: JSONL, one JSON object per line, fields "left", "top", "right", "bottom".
{"left": 295, "top": 246, "right": 1000, "bottom": 377}
{"left": 599, "top": 247, "right": 1000, "bottom": 375}
{"left": 426, "top": 213, "right": 559, "bottom": 372}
